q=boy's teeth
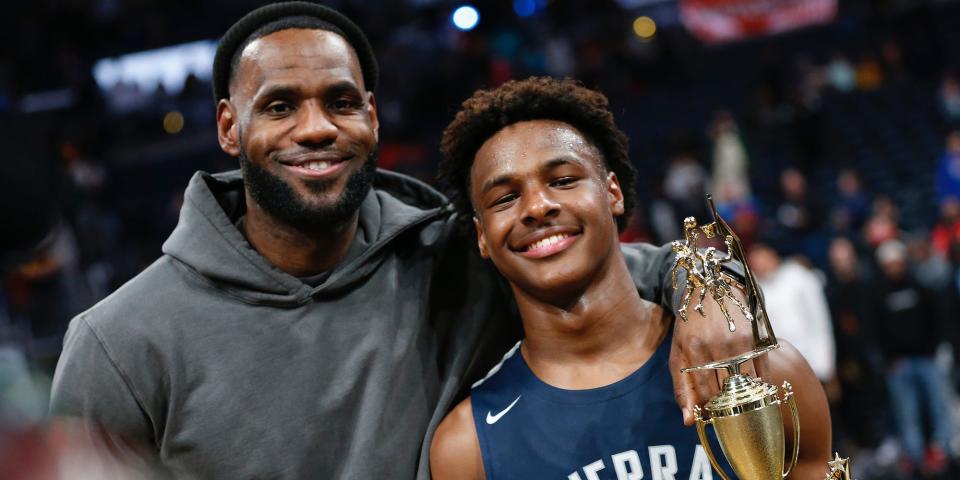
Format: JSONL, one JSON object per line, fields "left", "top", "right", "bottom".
{"left": 528, "top": 233, "right": 569, "bottom": 251}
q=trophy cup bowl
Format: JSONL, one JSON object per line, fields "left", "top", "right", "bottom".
{"left": 686, "top": 347, "right": 800, "bottom": 480}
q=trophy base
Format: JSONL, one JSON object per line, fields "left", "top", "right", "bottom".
{"left": 681, "top": 343, "right": 779, "bottom": 375}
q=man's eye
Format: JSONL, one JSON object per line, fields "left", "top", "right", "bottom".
{"left": 331, "top": 98, "right": 362, "bottom": 111}
{"left": 266, "top": 103, "right": 293, "bottom": 114}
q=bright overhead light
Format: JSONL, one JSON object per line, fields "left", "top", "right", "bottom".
{"left": 633, "top": 16, "right": 657, "bottom": 39}
{"left": 452, "top": 5, "right": 480, "bottom": 31}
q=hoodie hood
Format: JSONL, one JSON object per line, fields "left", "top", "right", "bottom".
{"left": 162, "top": 169, "right": 450, "bottom": 307}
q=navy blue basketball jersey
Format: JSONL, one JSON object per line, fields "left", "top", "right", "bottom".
{"left": 470, "top": 332, "right": 733, "bottom": 480}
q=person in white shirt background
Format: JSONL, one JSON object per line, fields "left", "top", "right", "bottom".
{"left": 748, "top": 241, "right": 836, "bottom": 384}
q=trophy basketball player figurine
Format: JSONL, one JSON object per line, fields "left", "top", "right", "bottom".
{"left": 671, "top": 195, "right": 800, "bottom": 480}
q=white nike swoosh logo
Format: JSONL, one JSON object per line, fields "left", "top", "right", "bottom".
{"left": 486, "top": 395, "right": 522, "bottom": 425}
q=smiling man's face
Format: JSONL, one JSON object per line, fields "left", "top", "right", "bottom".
{"left": 469, "top": 119, "right": 625, "bottom": 302}
{"left": 219, "top": 28, "right": 379, "bottom": 230}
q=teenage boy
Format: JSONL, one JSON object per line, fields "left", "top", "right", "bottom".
{"left": 431, "top": 77, "right": 831, "bottom": 479}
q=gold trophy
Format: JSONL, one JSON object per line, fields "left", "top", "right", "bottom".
{"left": 671, "top": 196, "right": 799, "bottom": 480}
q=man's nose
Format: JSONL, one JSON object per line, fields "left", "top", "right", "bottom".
{"left": 521, "top": 188, "right": 560, "bottom": 226}
{"left": 291, "top": 103, "right": 338, "bottom": 146}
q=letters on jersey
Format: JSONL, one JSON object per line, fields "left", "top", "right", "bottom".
{"left": 470, "top": 335, "right": 732, "bottom": 480}
{"left": 566, "top": 445, "right": 713, "bottom": 480}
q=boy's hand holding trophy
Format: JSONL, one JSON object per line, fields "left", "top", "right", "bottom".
{"left": 671, "top": 196, "right": 852, "bottom": 480}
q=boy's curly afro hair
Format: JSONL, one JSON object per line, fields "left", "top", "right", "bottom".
{"left": 438, "top": 77, "right": 637, "bottom": 232}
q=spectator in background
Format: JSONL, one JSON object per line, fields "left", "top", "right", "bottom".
{"left": 825, "top": 237, "right": 888, "bottom": 452}
{"left": 653, "top": 152, "right": 714, "bottom": 242}
{"left": 706, "top": 112, "right": 763, "bottom": 248}
{"left": 718, "top": 196, "right": 762, "bottom": 251}
{"left": 788, "top": 77, "right": 825, "bottom": 176}
{"left": 936, "top": 130, "right": 960, "bottom": 205}
{"left": 873, "top": 239, "right": 955, "bottom": 476}
{"left": 648, "top": 197, "right": 680, "bottom": 244}
{"left": 940, "top": 74, "right": 960, "bottom": 122}
{"left": 5, "top": 223, "right": 92, "bottom": 357}
{"left": 748, "top": 242, "right": 836, "bottom": 384}
{"left": 906, "top": 232, "right": 951, "bottom": 291}
{"left": 663, "top": 153, "right": 708, "bottom": 220}
{"left": 774, "top": 168, "right": 824, "bottom": 264}
{"left": 830, "top": 168, "right": 871, "bottom": 238}
{"left": 776, "top": 168, "right": 818, "bottom": 234}
{"left": 932, "top": 197, "right": 960, "bottom": 258}
{"left": 945, "top": 241, "right": 960, "bottom": 378}
{"left": 864, "top": 195, "right": 901, "bottom": 249}
{"left": 708, "top": 111, "right": 751, "bottom": 208}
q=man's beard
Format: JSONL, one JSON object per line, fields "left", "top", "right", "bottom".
{"left": 239, "top": 148, "right": 377, "bottom": 232}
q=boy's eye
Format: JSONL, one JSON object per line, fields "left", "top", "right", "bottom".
{"left": 551, "top": 177, "right": 578, "bottom": 187}
{"left": 493, "top": 193, "right": 518, "bottom": 206}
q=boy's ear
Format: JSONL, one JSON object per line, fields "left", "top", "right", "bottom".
{"left": 474, "top": 216, "right": 490, "bottom": 259}
{"left": 607, "top": 171, "right": 625, "bottom": 217}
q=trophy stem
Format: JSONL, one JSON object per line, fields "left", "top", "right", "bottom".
{"left": 722, "top": 373, "right": 754, "bottom": 393}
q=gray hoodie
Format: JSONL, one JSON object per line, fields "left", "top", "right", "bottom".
{"left": 50, "top": 169, "right": 677, "bottom": 479}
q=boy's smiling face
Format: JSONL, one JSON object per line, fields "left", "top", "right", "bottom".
{"left": 469, "top": 119, "right": 625, "bottom": 301}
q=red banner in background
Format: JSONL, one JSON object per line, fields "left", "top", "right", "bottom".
{"left": 680, "top": 0, "right": 838, "bottom": 44}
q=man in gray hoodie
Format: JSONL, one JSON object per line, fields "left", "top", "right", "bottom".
{"left": 50, "top": 2, "right": 754, "bottom": 478}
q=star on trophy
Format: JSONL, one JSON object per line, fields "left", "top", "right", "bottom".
{"left": 825, "top": 453, "right": 852, "bottom": 480}
{"left": 671, "top": 196, "right": 853, "bottom": 479}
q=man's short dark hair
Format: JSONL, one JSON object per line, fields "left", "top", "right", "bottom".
{"left": 439, "top": 77, "right": 637, "bottom": 232}
{"left": 212, "top": 1, "right": 378, "bottom": 102}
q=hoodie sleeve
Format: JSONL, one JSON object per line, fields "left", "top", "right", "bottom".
{"left": 50, "top": 315, "right": 159, "bottom": 464}
{"left": 621, "top": 242, "right": 680, "bottom": 310}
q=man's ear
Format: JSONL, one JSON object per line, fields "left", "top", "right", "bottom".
{"left": 216, "top": 99, "right": 241, "bottom": 157}
{"left": 474, "top": 216, "right": 490, "bottom": 259}
{"left": 607, "top": 171, "right": 625, "bottom": 217}
{"left": 367, "top": 92, "right": 380, "bottom": 142}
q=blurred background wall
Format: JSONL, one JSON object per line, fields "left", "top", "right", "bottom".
{"left": 2, "top": 0, "right": 960, "bottom": 478}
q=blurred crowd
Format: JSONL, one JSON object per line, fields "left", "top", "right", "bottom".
{"left": 641, "top": 19, "right": 960, "bottom": 479}
{"left": 3, "top": 0, "right": 960, "bottom": 478}
{"left": 643, "top": 51, "right": 960, "bottom": 480}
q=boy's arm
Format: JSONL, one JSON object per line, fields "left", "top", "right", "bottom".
{"left": 765, "top": 340, "right": 833, "bottom": 479}
{"left": 430, "top": 397, "right": 485, "bottom": 480}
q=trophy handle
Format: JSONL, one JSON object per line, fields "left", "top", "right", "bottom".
{"left": 780, "top": 381, "right": 800, "bottom": 479}
{"left": 693, "top": 405, "right": 732, "bottom": 480}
